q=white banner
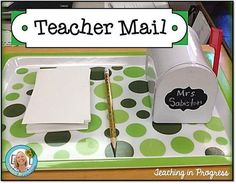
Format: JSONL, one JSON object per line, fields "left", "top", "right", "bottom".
{"left": 12, "top": 9, "right": 187, "bottom": 47}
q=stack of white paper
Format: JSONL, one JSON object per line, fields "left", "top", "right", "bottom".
{"left": 23, "top": 67, "right": 91, "bottom": 133}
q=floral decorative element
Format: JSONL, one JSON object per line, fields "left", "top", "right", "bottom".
{"left": 25, "top": 149, "right": 35, "bottom": 158}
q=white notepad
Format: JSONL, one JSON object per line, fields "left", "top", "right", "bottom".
{"left": 23, "top": 67, "right": 91, "bottom": 133}
{"left": 26, "top": 123, "right": 89, "bottom": 134}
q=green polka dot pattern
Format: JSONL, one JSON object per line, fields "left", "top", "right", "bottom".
{"left": 90, "top": 81, "right": 94, "bottom": 85}
{"left": 205, "top": 147, "right": 224, "bottom": 156}
{"left": 94, "top": 83, "right": 123, "bottom": 99}
{"left": 216, "top": 137, "right": 228, "bottom": 145}
{"left": 111, "top": 66, "right": 123, "bottom": 70}
{"left": 126, "top": 123, "right": 146, "bottom": 137}
{"left": 26, "top": 143, "right": 43, "bottom": 156}
{"left": 113, "top": 75, "right": 124, "bottom": 81}
{"left": 113, "top": 110, "right": 129, "bottom": 124}
{"left": 140, "top": 139, "right": 166, "bottom": 156}
{"left": 23, "top": 72, "right": 37, "bottom": 84}
{"left": 2, "top": 124, "right": 6, "bottom": 132}
{"left": 129, "top": 80, "right": 148, "bottom": 93}
{"left": 205, "top": 117, "right": 224, "bottom": 131}
{"left": 2, "top": 140, "right": 12, "bottom": 160}
{"left": 146, "top": 66, "right": 156, "bottom": 79}
{"left": 105, "top": 141, "right": 134, "bottom": 157}
{"left": 3, "top": 104, "right": 26, "bottom": 117}
{"left": 44, "top": 131, "right": 71, "bottom": 147}
{"left": 104, "top": 128, "right": 120, "bottom": 138}
{"left": 12, "top": 83, "right": 24, "bottom": 90}
{"left": 136, "top": 110, "right": 150, "bottom": 119}
{"left": 142, "top": 95, "right": 152, "bottom": 108}
{"left": 121, "top": 98, "right": 136, "bottom": 108}
{"left": 5, "top": 93, "right": 20, "bottom": 101}
{"left": 16, "top": 68, "right": 28, "bottom": 74}
{"left": 171, "top": 137, "right": 194, "bottom": 154}
{"left": 54, "top": 150, "right": 70, "bottom": 159}
{"left": 76, "top": 138, "right": 99, "bottom": 155}
{"left": 90, "top": 67, "right": 112, "bottom": 80}
{"left": 152, "top": 123, "right": 182, "bottom": 135}
{"left": 95, "top": 102, "right": 108, "bottom": 111}
{"left": 2, "top": 65, "right": 230, "bottom": 163}
{"left": 10, "top": 119, "right": 34, "bottom": 138}
{"left": 193, "top": 130, "right": 211, "bottom": 143}
{"left": 26, "top": 89, "right": 33, "bottom": 96}
{"left": 79, "top": 114, "right": 102, "bottom": 133}
{"left": 124, "top": 66, "right": 145, "bottom": 78}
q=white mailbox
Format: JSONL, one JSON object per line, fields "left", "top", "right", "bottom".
{"left": 146, "top": 27, "right": 218, "bottom": 123}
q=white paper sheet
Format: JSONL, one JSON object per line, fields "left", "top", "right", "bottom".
{"left": 26, "top": 123, "right": 89, "bottom": 133}
{"left": 23, "top": 67, "right": 91, "bottom": 128}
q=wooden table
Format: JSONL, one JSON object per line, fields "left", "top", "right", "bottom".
{"left": 2, "top": 46, "right": 232, "bottom": 180}
{"left": 2, "top": 166, "right": 232, "bottom": 180}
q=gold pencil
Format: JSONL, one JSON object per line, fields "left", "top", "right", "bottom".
{"left": 104, "top": 67, "right": 117, "bottom": 157}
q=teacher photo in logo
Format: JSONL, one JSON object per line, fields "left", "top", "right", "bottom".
{"left": 5, "top": 145, "right": 38, "bottom": 177}
{"left": 14, "top": 151, "right": 29, "bottom": 172}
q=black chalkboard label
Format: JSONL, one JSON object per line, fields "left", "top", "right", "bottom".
{"left": 165, "top": 87, "right": 207, "bottom": 111}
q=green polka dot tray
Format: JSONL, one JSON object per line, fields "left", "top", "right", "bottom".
{"left": 2, "top": 56, "right": 232, "bottom": 170}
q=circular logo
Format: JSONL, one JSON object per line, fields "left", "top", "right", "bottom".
{"left": 5, "top": 145, "right": 38, "bottom": 177}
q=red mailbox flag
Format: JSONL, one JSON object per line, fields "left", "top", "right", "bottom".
{"left": 209, "top": 27, "right": 223, "bottom": 76}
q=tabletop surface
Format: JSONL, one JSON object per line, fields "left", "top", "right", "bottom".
{"left": 2, "top": 46, "right": 232, "bottom": 180}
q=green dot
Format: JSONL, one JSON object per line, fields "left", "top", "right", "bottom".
{"left": 2, "top": 140, "right": 12, "bottom": 160}
{"left": 90, "top": 81, "right": 94, "bottom": 86}
{"left": 90, "top": 67, "right": 112, "bottom": 80}
{"left": 113, "top": 110, "right": 129, "bottom": 124}
{"left": 172, "top": 25, "right": 178, "bottom": 31}
{"left": 129, "top": 80, "right": 149, "bottom": 94}
{"left": 171, "top": 136, "right": 194, "bottom": 154}
{"left": 136, "top": 110, "right": 150, "bottom": 119}
{"left": 193, "top": 130, "right": 211, "bottom": 143}
{"left": 105, "top": 141, "right": 134, "bottom": 157}
{"left": 2, "top": 124, "right": 6, "bottom": 132}
{"left": 26, "top": 89, "right": 33, "bottom": 96}
{"left": 146, "top": 66, "right": 156, "bottom": 79}
{"left": 205, "top": 117, "right": 224, "bottom": 131}
{"left": 94, "top": 82, "right": 123, "bottom": 99}
{"left": 140, "top": 139, "right": 166, "bottom": 156}
{"left": 104, "top": 128, "right": 120, "bottom": 138}
{"left": 205, "top": 147, "right": 224, "bottom": 156}
{"left": 80, "top": 114, "right": 102, "bottom": 133}
{"left": 76, "top": 138, "right": 99, "bottom": 155}
{"left": 44, "top": 131, "right": 71, "bottom": 147}
{"left": 142, "top": 95, "right": 152, "bottom": 108}
{"left": 126, "top": 123, "right": 146, "bottom": 137}
{"left": 124, "top": 67, "right": 145, "bottom": 78}
{"left": 3, "top": 104, "right": 26, "bottom": 117}
{"left": 23, "top": 72, "right": 37, "bottom": 85}
{"left": 95, "top": 102, "right": 108, "bottom": 111}
{"left": 113, "top": 75, "right": 124, "bottom": 81}
{"left": 5, "top": 93, "right": 20, "bottom": 101}
{"left": 22, "top": 25, "right": 28, "bottom": 31}
{"left": 12, "top": 83, "right": 24, "bottom": 90}
{"left": 216, "top": 137, "right": 228, "bottom": 145}
{"left": 111, "top": 66, "right": 123, "bottom": 70}
{"left": 10, "top": 119, "right": 34, "bottom": 138}
{"left": 54, "top": 150, "right": 70, "bottom": 159}
{"left": 16, "top": 68, "right": 28, "bottom": 74}
{"left": 26, "top": 143, "right": 43, "bottom": 156}
{"left": 152, "top": 123, "right": 182, "bottom": 135}
{"left": 121, "top": 98, "right": 136, "bottom": 108}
